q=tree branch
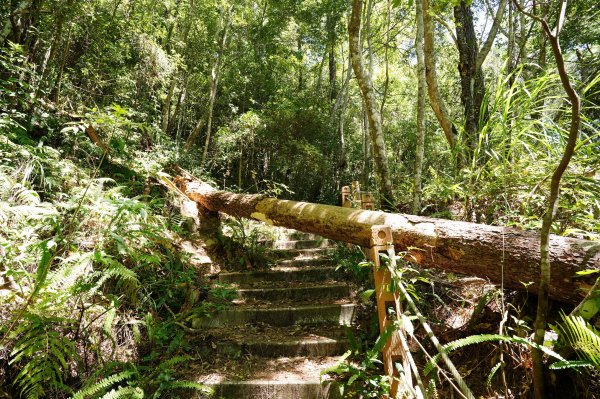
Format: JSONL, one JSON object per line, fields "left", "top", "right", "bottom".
{"left": 434, "top": 14, "right": 458, "bottom": 47}
{"left": 477, "top": 0, "right": 508, "bottom": 70}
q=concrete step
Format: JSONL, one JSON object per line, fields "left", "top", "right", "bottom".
{"left": 271, "top": 247, "right": 335, "bottom": 259}
{"left": 236, "top": 283, "right": 350, "bottom": 301}
{"left": 277, "top": 258, "right": 337, "bottom": 268}
{"left": 215, "top": 326, "right": 351, "bottom": 357}
{"left": 219, "top": 337, "right": 349, "bottom": 358}
{"left": 192, "top": 303, "right": 356, "bottom": 328}
{"left": 204, "top": 380, "right": 341, "bottom": 399}
{"left": 276, "top": 230, "right": 322, "bottom": 241}
{"left": 219, "top": 266, "right": 343, "bottom": 285}
{"left": 189, "top": 356, "right": 343, "bottom": 399}
{"left": 272, "top": 239, "right": 336, "bottom": 250}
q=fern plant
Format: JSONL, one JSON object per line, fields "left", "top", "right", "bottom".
{"left": 71, "top": 371, "right": 138, "bottom": 399}
{"left": 551, "top": 312, "right": 600, "bottom": 370}
{"left": 70, "top": 357, "right": 212, "bottom": 399}
{"left": 322, "top": 326, "right": 395, "bottom": 398}
{"left": 9, "top": 313, "right": 77, "bottom": 398}
{"left": 423, "top": 333, "right": 565, "bottom": 376}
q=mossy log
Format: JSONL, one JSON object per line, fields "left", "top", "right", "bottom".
{"left": 174, "top": 172, "right": 600, "bottom": 304}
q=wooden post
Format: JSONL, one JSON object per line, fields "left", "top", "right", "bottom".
{"left": 368, "top": 225, "right": 410, "bottom": 398}
{"left": 341, "top": 186, "right": 352, "bottom": 208}
{"left": 361, "top": 191, "right": 375, "bottom": 210}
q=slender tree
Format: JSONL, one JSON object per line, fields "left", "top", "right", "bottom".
{"left": 349, "top": 0, "right": 395, "bottom": 210}
{"left": 513, "top": 1, "right": 581, "bottom": 397}
{"left": 201, "top": 4, "right": 233, "bottom": 164}
{"left": 423, "top": 0, "right": 457, "bottom": 150}
{"left": 185, "top": 2, "right": 233, "bottom": 159}
{"left": 413, "top": 0, "right": 426, "bottom": 214}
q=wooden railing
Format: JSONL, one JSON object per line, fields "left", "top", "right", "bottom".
{"left": 342, "top": 182, "right": 473, "bottom": 397}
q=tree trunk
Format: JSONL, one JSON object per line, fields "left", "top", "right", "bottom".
{"left": 349, "top": 0, "right": 395, "bottom": 210}
{"left": 185, "top": 116, "right": 206, "bottom": 149}
{"left": 162, "top": 77, "right": 176, "bottom": 133}
{"left": 297, "top": 35, "right": 303, "bottom": 92}
{"left": 380, "top": 0, "right": 391, "bottom": 117}
{"left": 331, "top": 52, "right": 353, "bottom": 179}
{"left": 201, "top": 4, "right": 233, "bottom": 165}
{"left": 326, "top": 13, "right": 337, "bottom": 101}
{"left": 50, "top": 24, "right": 72, "bottom": 105}
{"left": 454, "top": 1, "right": 487, "bottom": 156}
{"left": 238, "top": 142, "right": 243, "bottom": 189}
{"left": 511, "top": 1, "right": 582, "bottom": 396}
{"left": 169, "top": 74, "right": 188, "bottom": 135}
{"left": 413, "top": 0, "right": 426, "bottom": 215}
{"left": 423, "top": 0, "right": 457, "bottom": 150}
{"left": 37, "top": 1, "right": 68, "bottom": 96}
{"left": 361, "top": 107, "right": 371, "bottom": 187}
{"left": 173, "top": 171, "right": 600, "bottom": 305}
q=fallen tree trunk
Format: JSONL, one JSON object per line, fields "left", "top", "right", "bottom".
{"left": 173, "top": 171, "right": 600, "bottom": 304}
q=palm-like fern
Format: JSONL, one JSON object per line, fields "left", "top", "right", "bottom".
{"left": 552, "top": 312, "right": 600, "bottom": 370}
{"left": 71, "top": 371, "right": 137, "bottom": 399}
{"left": 9, "top": 313, "right": 77, "bottom": 399}
{"left": 99, "top": 387, "right": 144, "bottom": 399}
{"left": 423, "top": 334, "right": 565, "bottom": 376}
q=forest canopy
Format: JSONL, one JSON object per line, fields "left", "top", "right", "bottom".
{"left": 1, "top": 0, "right": 599, "bottom": 398}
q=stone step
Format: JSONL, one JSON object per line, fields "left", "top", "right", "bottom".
{"left": 272, "top": 239, "right": 336, "bottom": 250}
{"left": 277, "top": 230, "right": 322, "bottom": 241}
{"left": 236, "top": 283, "right": 350, "bottom": 301}
{"left": 204, "top": 380, "right": 341, "bottom": 399}
{"left": 277, "top": 258, "right": 337, "bottom": 268}
{"left": 192, "top": 303, "right": 356, "bottom": 328}
{"left": 271, "top": 247, "right": 335, "bottom": 259}
{"left": 219, "top": 266, "right": 344, "bottom": 285}
{"left": 189, "top": 356, "right": 343, "bottom": 399}
{"left": 215, "top": 326, "right": 351, "bottom": 357}
{"left": 220, "top": 337, "right": 349, "bottom": 358}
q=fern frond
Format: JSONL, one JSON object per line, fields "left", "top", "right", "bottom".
{"left": 555, "top": 313, "right": 600, "bottom": 369}
{"left": 105, "top": 259, "right": 139, "bottom": 285}
{"left": 48, "top": 252, "right": 94, "bottom": 292}
{"left": 423, "top": 334, "right": 564, "bottom": 376}
{"left": 99, "top": 386, "right": 144, "bottom": 399}
{"left": 12, "top": 183, "right": 40, "bottom": 205}
{"left": 103, "top": 308, "right": 117, "bottom": 337}
{"left": 71, "top": 371, "right": 136, "bottom": 399}
{"left": 549, "top": 360, "right": 594, "bottom": 370}
{"left": 486, "top": 362, "right": 502, "bottom": 386}
{"left": 9, "top": 314, "right": 77, "bottom": 397}
{"left": 165, "top": 380, "right": 213, "bottom": 393}
{"left": 157, "top": 355, "right": 193, "bottom": 370}
{"left": 427, "top": 379, "right": 438, "bottom": 399}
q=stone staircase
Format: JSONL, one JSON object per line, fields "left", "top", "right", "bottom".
{"left": 190, "top": 229, "right": 358, "bottom": 399}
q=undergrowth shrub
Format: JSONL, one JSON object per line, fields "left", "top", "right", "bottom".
{"left": 422, "top": 69, "right": 600, "bottom": 239}
{"left": 0, "top": 131, "right": 211, "bottom": 398}
{"left": 216, "top": 217, "right": 275, "bottom": 270}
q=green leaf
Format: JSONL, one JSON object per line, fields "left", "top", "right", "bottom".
{"left": 549, "top": 360, "right": 594, "bottom": 370}
{"left": 575, "top": 269, "right": 600, "bottom": 276}
{"left": 361, "top": 289, "right": 375, "bottom": 300}
{"left": 579, "top": 299, "right": 599, "bottom": 320}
